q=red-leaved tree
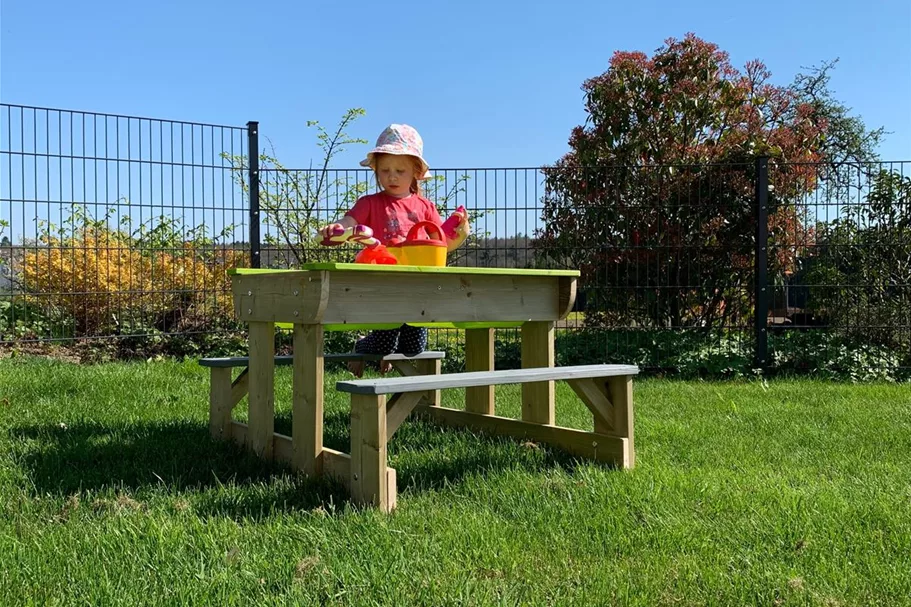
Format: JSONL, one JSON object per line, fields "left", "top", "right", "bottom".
{"left": 538, "top": 34, "right": 832, "bottom": 330}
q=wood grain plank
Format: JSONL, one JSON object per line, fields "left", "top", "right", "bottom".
{"left": 465, "top": 328, "right": 495, "bottom": 414}
{"left": 246, "top": 321, "right": 275, "bottom": 459}
{"left": 292, "top": 324, "right": 324, "bottom": 476}
{"left": 336, "top": 364, "right": 640, "bottom": 395}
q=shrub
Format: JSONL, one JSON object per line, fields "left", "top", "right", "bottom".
{"left": 0, "top": 298, "right": 74, "bottom": 341}
{"left": 20, "top": 206, "right": 244, "bottom": 338}
{"left": 769, "top": 330, "right": 907, "bottom": 382}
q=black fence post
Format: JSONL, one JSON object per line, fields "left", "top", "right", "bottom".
{"left": 754, "top": 156, "right": 770, "bottom": 370}
{"left": 247, "top": 121, "right": 261, "bottom": 268}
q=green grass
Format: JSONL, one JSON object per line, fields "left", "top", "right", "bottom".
{"left": 1, "top": 357, "right": 909, "bottom": 606}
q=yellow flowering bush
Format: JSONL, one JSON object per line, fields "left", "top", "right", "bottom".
{"left": 21, "top": 215, "right": 244, "bottom": 337}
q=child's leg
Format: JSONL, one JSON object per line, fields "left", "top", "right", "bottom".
{"left": 354, "top": 329, "right": 400, "bottom": 355}
{"left": 397, "top": 324, "right": 428, "bottom": 357}
{"left": 348, "top": 329, "right": 400, "bottom": 377}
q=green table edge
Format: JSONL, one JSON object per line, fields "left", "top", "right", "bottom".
{"left": 228, "top": 264, "right": 579, "bottom": 277}
{"left": 276, "top": 321, "right": 525, "bottom": 332}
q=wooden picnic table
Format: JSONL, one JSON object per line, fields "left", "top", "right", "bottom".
{"left": 225, "top": 263, "right": 581, "bottom": 480}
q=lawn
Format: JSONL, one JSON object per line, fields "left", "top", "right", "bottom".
{"left": 1, "top": 356, "right": 909, "bottom": 606}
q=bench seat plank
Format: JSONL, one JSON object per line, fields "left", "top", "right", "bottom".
{"left": 336, "top": 364, "right": 639, "bottom": 395}
{"left": 200, "top": 351, "right": 445, "bottom": 368}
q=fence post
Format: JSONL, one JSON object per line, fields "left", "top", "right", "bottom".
{"left": 754, "top": 156, "right": 769, "bottom": 370}
{"left": 247, "top": 121, "right": 261, "bottom": 268}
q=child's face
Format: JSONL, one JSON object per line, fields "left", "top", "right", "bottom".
{"left": 376, "top": 155, "right": 417, "bottom": 197}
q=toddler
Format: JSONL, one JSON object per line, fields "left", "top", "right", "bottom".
{"left": 319, "top": 124, "right": 469, "bottom": 376}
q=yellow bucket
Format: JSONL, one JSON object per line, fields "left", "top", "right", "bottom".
{"left": 388, "top": 221, "right": 447, "bottom": 266}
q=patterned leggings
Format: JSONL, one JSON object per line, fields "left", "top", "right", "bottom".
{"left": 354, "top": 324, "right": 428, "bottom": 357}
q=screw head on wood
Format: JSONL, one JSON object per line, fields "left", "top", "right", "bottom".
{"left": 293, "top": 310, "right": 299, "bottom": 316}
{"left": 247, "top": 290, "right": 252, "bottom": 296}
{"left": 247, "top": 309, "right": 252, "bottom": 315}
{"left": 293, "top": 290, "right": 299, "bottom": 296}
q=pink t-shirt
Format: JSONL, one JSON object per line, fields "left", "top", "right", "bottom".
{"left": 345, "top": 192, "right": 443, "bottom": 245}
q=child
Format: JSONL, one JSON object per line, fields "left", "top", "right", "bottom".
{"left": 319, "top": 123, "right": 470, "bottom": 377}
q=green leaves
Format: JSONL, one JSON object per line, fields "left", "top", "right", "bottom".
{"left": 804, "top": 170, "right": 911, "bottom": 355}
{"left": 222, "top": 108, "right": 372, "bottom": 267}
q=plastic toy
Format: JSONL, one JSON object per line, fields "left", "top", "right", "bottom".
{"left": 387, "top": 221, "right": 447, "bottom": 267}
{"left": 318, "top": 212, "right": 464, "bottom": 267}
{"left": 319, "top": 224, "right": 380, "bottom": 248}
{"left": 440, "top": 205, "right": 467, "bottom": 240}
{"left": 317, "top": 224, "right": 398, "bottom": 265}
{"left": 355, "top": 244, "right": 398, "bottom": 265}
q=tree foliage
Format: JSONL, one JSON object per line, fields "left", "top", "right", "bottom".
{"left": 537, "top": 34, "right": 879, "bottom": 330}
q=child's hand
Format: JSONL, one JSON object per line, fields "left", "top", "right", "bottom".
{"left": 320, "top": 223, "right": 344, "bottom": 238}
{"left": 452, "top": 209, "right": 470, "bottom": 241}
{"left": 445, "top": 208, "right": 470, "bottom": 252}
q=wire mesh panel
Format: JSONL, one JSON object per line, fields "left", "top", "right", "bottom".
{"left": 0, "top": 104, "right": 249, "bottom": 343}
{"left": 534, "top": 162, "right": 759, "bottom": 372}
{"left": 252, "top": 167, "right": 544, "bottom": 269}
{"left": 768, "top": 161, "right": 911, "bottom": 375}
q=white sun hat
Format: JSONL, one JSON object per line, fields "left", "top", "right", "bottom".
{"left": 359, "top": 123, "right": 432, "bottom": 179}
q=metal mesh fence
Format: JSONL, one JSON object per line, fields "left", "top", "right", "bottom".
{"left": 1, "top": 104, "right": 249, "bottom": 342}
{"left": 2, "top": 103, "right": 908, "bottom": 375}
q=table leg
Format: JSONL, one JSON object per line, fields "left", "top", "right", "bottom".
{"left": 292, "top": 323, "right": 324, "bottom": 476}
{"left": 521, "top": 321, "right": 554, "bottom": 425}
{"left": 606, "top": 376, "right": 635, "bottom": 468}
{"left": 208, "top": 367, "right": 233, "bottom": 440}
{"left": 465, "top": 327, "right": 495, "bottom": 414}
{"left": 247, "top": 321, "right": 275, "bottom": 459}
{"left": 350, "top": 393, "right": 392, "bottom": 511}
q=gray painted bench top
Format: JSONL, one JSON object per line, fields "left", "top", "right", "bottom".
{"left": 200, "top": 351, "right": 445, "bottom": 368}
{"left": 336, "top": 364, "right": 640, "bottom": 395}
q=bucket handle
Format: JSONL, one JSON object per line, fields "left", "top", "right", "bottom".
{"left": 405, "top": 220, "right": 445, "bottom": 242}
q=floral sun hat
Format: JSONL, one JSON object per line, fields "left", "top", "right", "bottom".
{"left": 359, "top": 124, "right": 432, "bottom": 179}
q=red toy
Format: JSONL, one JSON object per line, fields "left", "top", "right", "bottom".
{"left": 354, "top": 244, "right": 398, "bottom": 265}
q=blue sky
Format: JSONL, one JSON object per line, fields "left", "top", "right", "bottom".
{"left": 2, "top": 0, "right": 909, "bottom": 170}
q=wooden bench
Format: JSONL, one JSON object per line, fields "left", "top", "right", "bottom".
{"left": 336, "top": 363, "right": 639, "bottom": 511}
{"left": 201, "top": 351, "right": 446, "bottom": 441}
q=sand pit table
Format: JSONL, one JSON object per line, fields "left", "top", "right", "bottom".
{"left": 213, "top": 263, "right": 637, "bottom": 511}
